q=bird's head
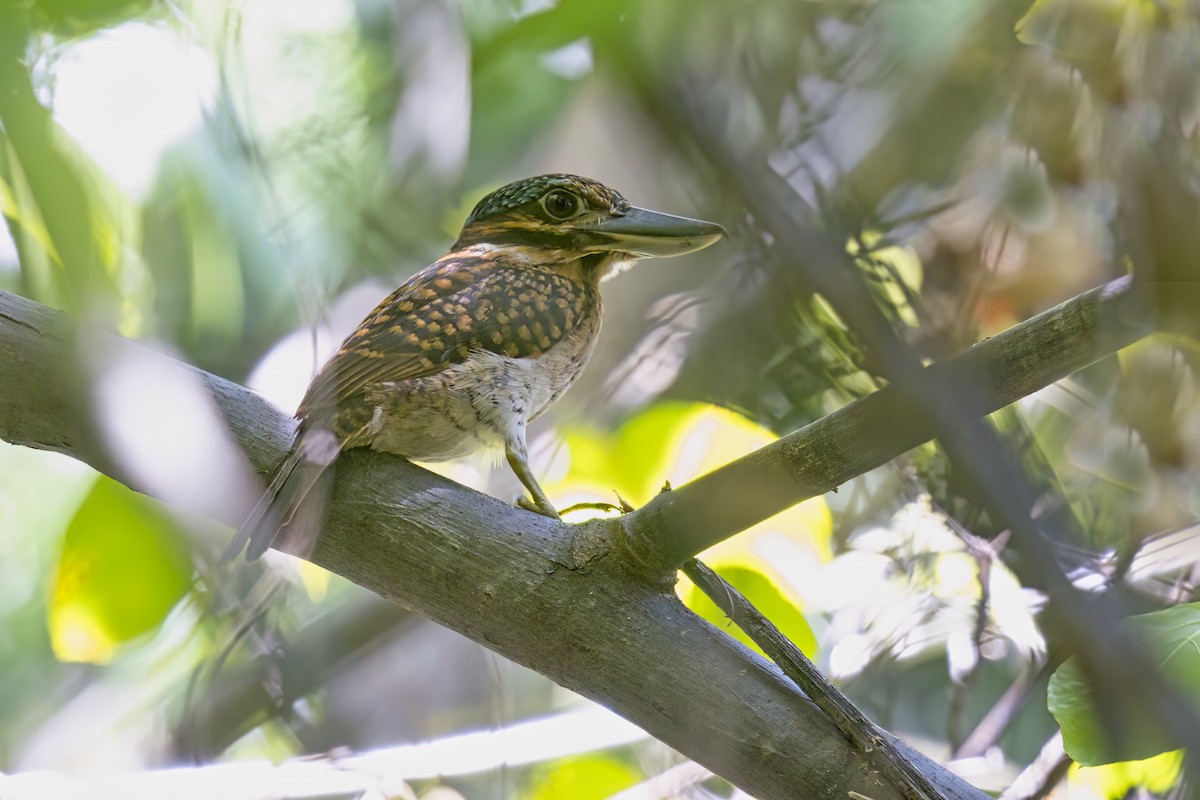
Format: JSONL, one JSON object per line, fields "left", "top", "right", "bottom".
{"left": 453, "top": 174, "right": 724, "bottom": 279}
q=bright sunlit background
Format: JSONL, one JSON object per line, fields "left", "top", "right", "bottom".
{"left": 2, "top": 0, "right": 1199, "bottom": 798}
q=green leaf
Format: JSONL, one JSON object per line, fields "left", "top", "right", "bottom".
{"left": 1049, "top": 602, "right": 1200, "bottom": 766}
{"left": 0, "top": 74, "right": 139, "bottom": 328}
{"left": 527, "top": 754, "right": 640, "bottom": 800}
{"left": 32, "top": 0, "right": 154, "bottom": 37}
{"left": 679, "top": 562, "right": 817, "bottom": 659}
{"left": 1072, "top": 749, "right": 1183, "bottom": 799}
{"left": 48, "top": 476, "right": 192, "bottom": 663}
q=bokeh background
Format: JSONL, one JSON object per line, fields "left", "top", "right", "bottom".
{"left": 1, "top": 0, "right": 1199, "bottom": 798}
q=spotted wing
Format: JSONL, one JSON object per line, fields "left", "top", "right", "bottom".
{"left": 298, "top": 256, "right": 593, "bottom": 442}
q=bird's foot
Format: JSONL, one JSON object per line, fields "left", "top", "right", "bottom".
{"left": 516, "top": 494, "right": 561, "bottom": 520}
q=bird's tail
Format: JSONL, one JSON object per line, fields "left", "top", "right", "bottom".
{"left": 222, "top": 429, "right": 341, "bottom": 563}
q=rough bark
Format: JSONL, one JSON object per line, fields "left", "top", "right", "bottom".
{"left": 0, "top": 283, "right": 1144, "bottom": 799}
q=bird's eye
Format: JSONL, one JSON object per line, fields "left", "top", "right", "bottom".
{"left": 541, "top": 189, "right": 582, "bottom": 220}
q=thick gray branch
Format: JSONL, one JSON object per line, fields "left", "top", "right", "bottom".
{"left": 0, "top": 288, "right": 987, "bottom": 800}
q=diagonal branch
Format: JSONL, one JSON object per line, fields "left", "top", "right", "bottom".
{"left": 621, "top": 274, "right": 1148, "bottom": 571}
{"left": 0, "top": 263, "right": 1147, "bottom": 797}
{"left": 0, "top": 288, "right": 987, "bottom": 800}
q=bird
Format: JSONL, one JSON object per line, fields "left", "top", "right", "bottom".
{"left": 224, "top": 173, "right": 725, "bottom": 561}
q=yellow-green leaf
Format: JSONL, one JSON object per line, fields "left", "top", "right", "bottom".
{"left": 677, "top": 558, "right": 818, "bottom": 659}
{"left": 1071, "top": 750, "right": 1183, "bottom": 798}
{"left": 553, "top": 402, "right": 828, "bottom": 657}
{"left": 527, "top": 754, "right": 640, "bottom": 800}
{"left": 552, "top": 402, "right": 833, "bottom": 558}
{"left": 33, "top": 0, "right": 154, "bottom": 37}
{"left": 48, "top": 476, "right": 191, "bottom": 663}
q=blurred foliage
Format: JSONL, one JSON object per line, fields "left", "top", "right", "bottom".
{"left": 0, "top": 0, "right": 1198, "bottom": 797}
{"left": 30, "top": 0, "right": 154, "bottom": 37}
{"left": 526, "top": 754, "right": 639, "bottom": 800}
{"left": 1049, "top": 602, "right": 1200, "bottom": 766}
{"left": 49, "top": 476, "right": 192, "bottom": 663}
{"left": 1072, "top": 749, "right": 1185, "bottom": 799}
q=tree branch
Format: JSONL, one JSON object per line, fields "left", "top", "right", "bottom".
{"left": 4, "top": 707, "right": 650, "bottom": 799}
{"left": 173, "top": 595, "right": 416, "bottom": 761}
{"left": 0, "top": 288, "right": 987, "bottom": 800}
{"left": 622, "top": 275, "right": 1148, "bottom": 570}
{"left": 673, "top": 103, "right": 1200, "bottom": 767}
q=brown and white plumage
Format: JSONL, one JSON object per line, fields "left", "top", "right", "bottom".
{"left": 224, "top": 174, "right": 723, "bottom": 561}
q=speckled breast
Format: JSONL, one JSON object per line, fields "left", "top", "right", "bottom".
{"left": 361, "top": 288, "right": 602, "bottom": 462}
{"left": 363, "top": 312, "right": 599, "bottom": 461}
{"left": 296, "top": 253, "right": 606, "bottom": 459}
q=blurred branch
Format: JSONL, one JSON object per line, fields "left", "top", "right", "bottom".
{"left": 0, "top": 289, "right": 984, "bottom": 800}
{"left": 3, "top": 706, "right": 647, "bottom": 800}
{"left": 952, "top": 665, "right": 1046, "bottom": 760}
{"left": 172, "top": 595, "right": 416, "bottom": 761}
{"left": 623, "top": 274, "right": 1147, "bottom": 569}
{"left": 626, "top": 78, "right": 1200, "bottom": 777}
{"left": 996, "top": 732, "right": 1070, "bottom": 800}
{"left": 670, "top": 95, "right": 1200, "bottom": 770}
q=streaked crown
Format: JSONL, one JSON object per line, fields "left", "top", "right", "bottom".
{"left": 465, "top": 174, "right": 629, "bottom": 225}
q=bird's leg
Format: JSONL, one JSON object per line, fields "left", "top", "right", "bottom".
{"left": 505, "top": 440, "right": 560, "bottom": 520}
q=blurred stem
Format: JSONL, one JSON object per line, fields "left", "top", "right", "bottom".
{"left": 996, "top": 732, "right": 1070, "bottom": 800}
{"left": 0, "top": 141, "right": 44, "bottom": 299}
{"left": 173, "top": 594, "right": 414, "bottom": 761}
{"left": 947, "top": 525, "right": 999, "bottom": 751}
{"left": 952, "top": 665, "right": 1046, "bottom": 760}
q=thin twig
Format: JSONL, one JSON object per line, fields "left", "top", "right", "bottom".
{"left": 682, "top": 558, "right": 945, "bottom": 800}
{"left": 946, "top": 520, "right": 1003, "bottom": 751}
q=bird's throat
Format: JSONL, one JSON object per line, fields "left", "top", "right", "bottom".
{"left": 583, "top": 251, "right": 638, "bottom": 283}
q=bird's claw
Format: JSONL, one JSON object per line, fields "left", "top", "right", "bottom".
{"left": 516, "top": 494, "right": 561, "bottom": 520}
